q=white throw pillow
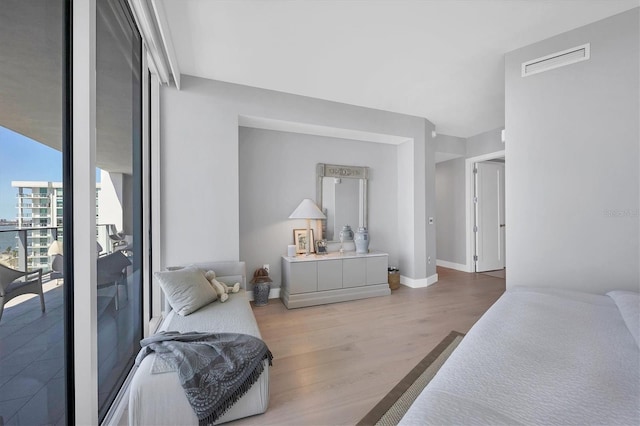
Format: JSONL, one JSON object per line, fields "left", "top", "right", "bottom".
{"left": 154, "top": 266, "right": 217, "bottom": 316}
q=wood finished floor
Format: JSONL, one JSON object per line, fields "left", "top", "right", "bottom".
{"left": 234, "top": 266, "right": 506, "bottom": 426}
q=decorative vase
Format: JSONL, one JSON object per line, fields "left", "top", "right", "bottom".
{"left": 253, "top": 282, "right": 271, "bottom": 307}
{"left": 354, "top": 226, "right": 369, "bottom": 254}
{"left": 339, "top": 225, "right": 354, "bottom": 243}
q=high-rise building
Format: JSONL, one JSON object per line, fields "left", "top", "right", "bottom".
{"left": 11, "top": 181, "right": 100, "bottom": 270}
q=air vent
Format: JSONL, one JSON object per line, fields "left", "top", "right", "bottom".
{"left": 522, "top": 43, "right": 590, "bottom": 77}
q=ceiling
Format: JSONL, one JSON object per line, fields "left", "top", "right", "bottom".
{"left": 160, "top": 0, "right": 638, "bottom": 138}
{"left": 1, "top": 0, "right": 137, "bottom": 174}
{"left": 0, "top": 1, "right": 64, "bottom": 153}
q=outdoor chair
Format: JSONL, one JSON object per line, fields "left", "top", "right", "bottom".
{"left": 0, "top": 263, "right": 45, "bottom": 323}
{"left": 97, "top": 251, "right": 131, "bottom": 310}
{"left": 50, "top": 254, "right": 64, "bottom": 284}
{"left": 107, "top": 224, "right": 127, "bottom": 251}
{"left": 48, "top": 240, "right": 64, "bottom": 284}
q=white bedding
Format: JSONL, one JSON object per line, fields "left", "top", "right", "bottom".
{"left": 128, "top": 289, "right": 270, "bottom": 425}
{"left": 400, "top": 287, "right": 640, "bottom": 425}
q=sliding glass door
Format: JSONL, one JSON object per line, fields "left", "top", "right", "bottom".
{"left": 95, "top": 0, "right": 143, "bottom": 420}
{"left": 0, "top": 1, "right": 69, "bottom": 424}
{"left": 1, "top": 1, "right": 146, "bottom": 422}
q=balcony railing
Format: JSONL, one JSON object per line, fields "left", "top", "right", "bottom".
{"left": 16, "top": 193, "right": 51, "bottom": 199}
{"left": 0, "top": 226, "right": 60, "bottom": 272}
{"left": 0, "top": 224, "right": 117, "bottom": 272}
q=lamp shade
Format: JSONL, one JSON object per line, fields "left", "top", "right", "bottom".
{"left": 288, "top": 198, "right": 326, "bottom": 220}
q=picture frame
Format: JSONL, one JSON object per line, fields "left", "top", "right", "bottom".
{"left": 293, "top": 229, "right": 315, "bottom": 254}
{"left": 315, "top": 239, "right": 328, "bottom": 255}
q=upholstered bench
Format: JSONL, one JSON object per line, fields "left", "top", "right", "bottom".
{"left": 128, "top": 261, "right": 270, "bottom": 425}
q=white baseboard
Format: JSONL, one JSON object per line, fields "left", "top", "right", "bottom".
{"left": 436, "top": 259, "right": 468, "bottom": 272}
{"left": 400, "top": 273, "right": 439, "bottom": 288}
{"left": 427, "top": 273, "right": 438, "bottom": 286}
{"left": 248, "top": 287, "right": 281, "bottom": 301}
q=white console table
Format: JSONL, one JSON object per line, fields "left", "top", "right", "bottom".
{"left": 281, "top": 251, "right": 390, "bottom": 309}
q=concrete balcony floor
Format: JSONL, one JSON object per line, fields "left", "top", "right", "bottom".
{"left": 0, "top": 279, "right": 65, "bottom": 425}
{"left": 0, "top": 275, "right": 136, "bottom": 425}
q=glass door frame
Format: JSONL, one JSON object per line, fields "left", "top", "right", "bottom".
{"left": 63, "top": 0, "right": 74, "bottom": 422}
{"left": 71, "top": 0, "right": 150, "bottom": 422}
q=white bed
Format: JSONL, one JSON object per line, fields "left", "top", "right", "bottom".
{"left": 400, "top": 287, "right": 640, "bottom": 425}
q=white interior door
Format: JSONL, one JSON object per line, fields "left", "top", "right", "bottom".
{"left": 475, "top": 161, "right": 505, "bottom": 272}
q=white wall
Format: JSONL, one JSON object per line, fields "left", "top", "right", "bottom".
{"left": 436, "top": 134, "right": 466, "bottom": 157}
{"left": 239, "top": 127, "right": 399, "bottom": 290}
{"left": 97, "top": 170, "right": 123, "bottom": 230}
{"left": 466, "top": 127, "right": 504, "bottom": 158}
{"left": 397, "top": 140, "right": 416, "bottom": 279}
{"left": 435, "top": 158, "right": 466, "bottom": 266}
{"left": 423, "top": 129, "right": 436, "bottom": 281}
{"left": 161, "top": 76, "right": 437, "bottom": 283}
{"left": 505, "top": 8, "right": 639, "bottom": 293}
{"left": 97, "top": 170, "right": 134, "bottom": 234}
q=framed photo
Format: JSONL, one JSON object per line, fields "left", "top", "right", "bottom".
{"left": 315, "top": 239, "right": 328, "bottom": 255}
{"left": 293, "top": 229, "right": 315, "bottom": 254}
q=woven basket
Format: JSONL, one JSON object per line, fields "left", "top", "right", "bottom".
{"left": 388, "top": 272, "right": 400, "bottom": 290}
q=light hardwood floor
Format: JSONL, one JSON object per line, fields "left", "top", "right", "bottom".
{"left": 234, "top": 266, "right": 506, "bottom": 426}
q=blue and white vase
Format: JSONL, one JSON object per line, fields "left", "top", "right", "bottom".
{"left": 355, "top": 226, "right": 369, "bottom": 254}
{"left": 339, "top": 225, "right": 354, "bottom": 242}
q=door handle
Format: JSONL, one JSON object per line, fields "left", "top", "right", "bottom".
{"left": 500, "top": 224, "right": 506, "bottom": 227}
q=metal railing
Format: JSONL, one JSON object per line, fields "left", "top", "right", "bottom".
{"left": 0, "top": 226, "right": 61, "bottom": 271}
{"left": 0, "top": 224, "right": 116, "bottom": 272}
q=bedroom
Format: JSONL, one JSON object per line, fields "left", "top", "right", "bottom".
{"left": 0, "top": 1, "right": 637, "bottom": 425}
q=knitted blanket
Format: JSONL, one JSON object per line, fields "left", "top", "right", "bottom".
{"left": 136, "top": 331, "right": 273, "bottom": 425}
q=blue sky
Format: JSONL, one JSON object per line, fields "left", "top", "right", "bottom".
{"left": 0, "top": 126, "right": 62, "bottom": 219}
{"left": 0, "top": 126, "right": 103, "bottom": 220}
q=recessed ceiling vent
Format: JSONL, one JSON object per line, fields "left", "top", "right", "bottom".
{"left": 521, "top": 43, "right": 590, "bottom": 77}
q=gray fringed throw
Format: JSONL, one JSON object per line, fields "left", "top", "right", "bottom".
{"left": 136, "top": 331, "right": 273, "bottom": 425}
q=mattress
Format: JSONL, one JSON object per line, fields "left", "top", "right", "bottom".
{"left": 399, "top": 287, "right": 640, "bottom": 425}
{"left": 128, "top": 289, "right": 269, "bottom": 425}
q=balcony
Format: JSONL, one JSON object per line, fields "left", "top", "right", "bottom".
{"left": 0, "top": 276, "right": 65, "bottom": 425}
{"left": 0, "top": 271, "right": 134, "bottom": 424}
{"left": 0, "top": 224, "right": 134, "bottom": 424}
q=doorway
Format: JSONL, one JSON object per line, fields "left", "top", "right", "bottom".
{"left": 474, "top": 159, "right": 505, "bottom": 272}
{"left": 464, "top": 150, "right": 505, "bottom": 273}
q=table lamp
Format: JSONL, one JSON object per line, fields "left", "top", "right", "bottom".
{"left": 289, "top": 199, "right": 326, "bottom": 255}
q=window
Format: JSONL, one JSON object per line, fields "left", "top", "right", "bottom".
{"left": 2, "top": 2, "right": 152, "bottom": 422}
{"left": 0, "top": 1, "right": 68, "bottom": 423}
{"left": 95, "top": 0, "right": 143, "bottom": 420}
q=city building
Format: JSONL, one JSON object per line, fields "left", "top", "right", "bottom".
{"left": 11, "top": 181, "right": 100, "bottom": 270}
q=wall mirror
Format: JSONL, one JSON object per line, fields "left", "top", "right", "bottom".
{"left": 316, "top": 163, "right": 368, "bottom": 242}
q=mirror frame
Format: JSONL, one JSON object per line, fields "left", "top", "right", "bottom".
{"left": 316, "top": 163, "right": 369, "bottom": 240}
